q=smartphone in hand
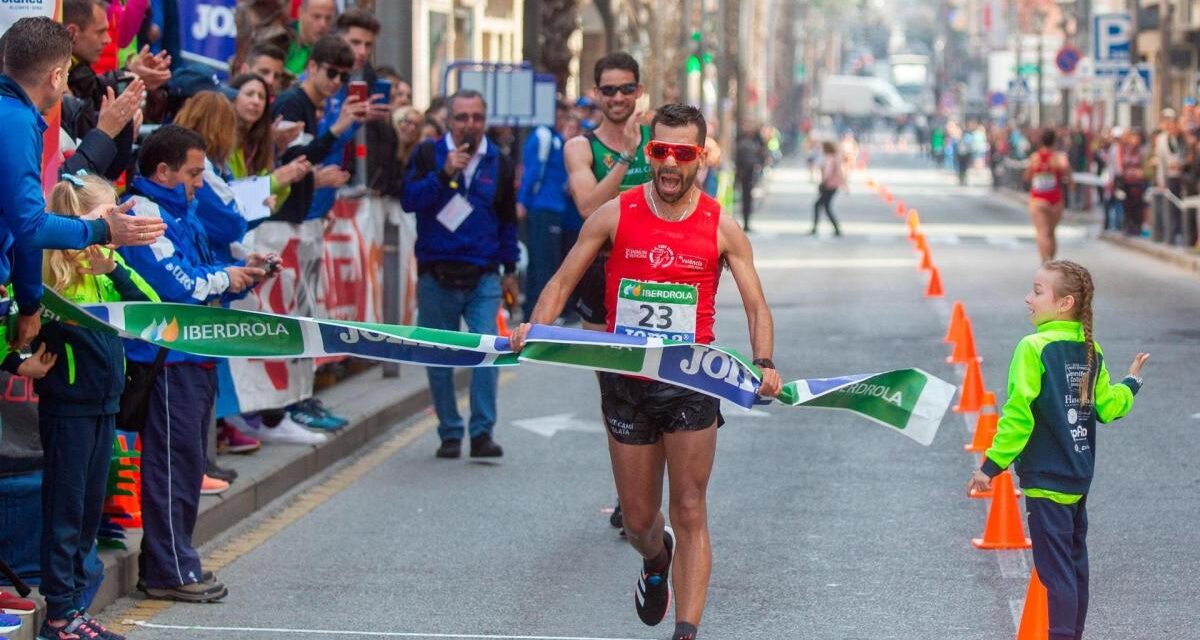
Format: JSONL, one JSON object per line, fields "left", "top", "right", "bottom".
{"left": 348, "top": 80, "right": 368, "bottom": 103}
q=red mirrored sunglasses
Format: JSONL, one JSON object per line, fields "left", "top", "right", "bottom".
{"left": 645, "top": 140, "right": 703, "bottom": 163}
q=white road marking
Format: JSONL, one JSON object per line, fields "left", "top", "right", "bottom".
{"left": 512, "top": 413, "right": 602, "bottom": 437}
{"left": 1009, "top": 599, "right": 1024, "bottom": 632}
{"left": 1192, "top": 413, "right": 1200, "bottom": 420}
{"left": 754, "top": 257, "right": 915, "bottom": 269}
{"left": 126, "top": 621, "right": 657, "bottom": 640}
{"left": 750, "top": 220, "right": 1087, "bottom": 239}
{"left": 996, "top": 550, "right": 1029, "bottom": 579}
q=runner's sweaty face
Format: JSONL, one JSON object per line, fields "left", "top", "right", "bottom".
{"left": 649, "top": 124, "right": 704, "bottom": 204}
{"left": 594, "top": 69, "right": 641, "bottom": 125}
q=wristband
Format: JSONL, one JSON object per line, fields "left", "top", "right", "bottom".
{"left": 616, "top": 152, "right": 634, "bottom": 165}
{"left": 752, "top": 358, "right": 775, "bottom": 370}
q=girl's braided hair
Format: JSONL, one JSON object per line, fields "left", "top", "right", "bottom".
{"left": 1043, "top": 260, "right": 1096, "bottom": 406}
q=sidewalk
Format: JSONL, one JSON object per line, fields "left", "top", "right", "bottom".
{"left": 7, "top": 364, "right": 465, "bottom": 640}
{"left": 1100, "top": 231, "right": 1200, "bottom": 275}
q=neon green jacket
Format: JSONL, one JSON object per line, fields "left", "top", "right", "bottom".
{"left": 981, "top": 320, "right": 1140, "bottom": 502}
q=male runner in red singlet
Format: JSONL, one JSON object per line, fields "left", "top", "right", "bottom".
{"left": 511, "top": 104, "right": 782, "bottom": 640}
{"left": 1025, "top": 128, "right": 1072, "bottom": 262}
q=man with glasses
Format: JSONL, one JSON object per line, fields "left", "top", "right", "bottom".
{"left": 563, "top": 52, "right": 656, "bottom": 533}
{"left": 512, "top": 104, "right": 782, "bottom": 640}
{"left": 270, "top": 35, "right": 367, "bottom": 224}
{"left": 401, "top": 89, "right": 519, "bottom": 460}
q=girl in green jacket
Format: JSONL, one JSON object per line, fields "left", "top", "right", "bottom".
{"left": 968, "top": 260, "right": 1150, "bottom": 640}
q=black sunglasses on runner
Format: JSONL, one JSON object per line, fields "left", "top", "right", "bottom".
{"left": 323, "top": 66, "right": 351, "bottom": 84}
{"left": 597, "top": 82, "right": 638, "bottom": 97}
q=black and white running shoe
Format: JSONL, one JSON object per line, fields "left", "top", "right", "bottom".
{"left": 634, "top": 526, "right": 675, "bottom": 626}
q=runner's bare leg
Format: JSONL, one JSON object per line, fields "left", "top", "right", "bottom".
{"left": 663, "top": 422, "right": 718, "bottom": 626}
{"left": 607, "top": 434, "right": 666, "bottom": 557}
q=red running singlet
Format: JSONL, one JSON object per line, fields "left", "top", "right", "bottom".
{"left": 1029, "top": 148, "right": 1065, "bottom": 205}
{"left": 605, "top": 185, "right": 722, "bottom": 345}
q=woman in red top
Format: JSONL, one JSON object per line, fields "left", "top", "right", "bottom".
{"left": 1024, "top": 128, "right": 1073, "bottom": 262}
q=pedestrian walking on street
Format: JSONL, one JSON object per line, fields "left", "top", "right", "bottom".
{"left": 735, "top": 127, "right": 765, "bottom": 232}
{"left": 1117, "top": 130, "right": 1150, "bottom": 237}
{"left": 1025, "top": 129, "right": 1072, "bottom": 262}
{"left": 969, "top": 260, "right": 1149, "bottom": 640}
{"left": 512, "top": 104, "right": 783, "bottom": 640}
{"left": 811, "top": 141, "right": 843, "bottom": 236}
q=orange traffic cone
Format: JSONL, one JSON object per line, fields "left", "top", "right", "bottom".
{"left": 912, "top": 231, "right": 927, "bottom": 252}
{"left": 946, "top": 316, "right": 979, "bottom": 364}
{"left": 496, "top": 306, "right": 510, "bottom": 336}
{"left": 943, "top": 301, "right": 966, "bottom": 344}
{"left": 1016, "top": 568, "right": 1049, "bottom": 640}
{"left": 954, "top": 358, "right": 986, "bottom": 413}
{"left": 971, "top": 470, "right": 1032, "bottom": 549}
{"left": 895, "top": 201, "right": 906, "bottom": 217}
{"left": 919, "top": 245, "right": 934, "bottom": 271}
{"left": 924, "top": 267, "right": 944, "bottom": 298}
{"left": 964, "top": 392, "right": 998, "bottom": 453}
{"left": 907, "top": 210, "right": 921, "bottom": 239}
{"left": 884, "top": 191, "right": 895, "bottom": 205}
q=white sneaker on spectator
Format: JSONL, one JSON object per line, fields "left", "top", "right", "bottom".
{"left": 248, "top": 415, "right": 327, "bottom": 445}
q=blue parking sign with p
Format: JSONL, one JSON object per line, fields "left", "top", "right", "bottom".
{"left": 1093, "top": 13, "right": 1131, "bottom": 65}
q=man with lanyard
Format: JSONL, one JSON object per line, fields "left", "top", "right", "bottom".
{"left": 563, "top": 51, "right": 654, "bottom": 532}
{"left": 511, "top": 104, "right": 782, "bottom": 640}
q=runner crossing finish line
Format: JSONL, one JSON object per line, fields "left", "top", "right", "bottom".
{"left": 41, "top": 279, "right": 955, "bottom": 447}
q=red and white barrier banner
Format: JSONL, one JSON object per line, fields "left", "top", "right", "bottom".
{"left": 217, "top": 197, "right": 416, "bottom": 416}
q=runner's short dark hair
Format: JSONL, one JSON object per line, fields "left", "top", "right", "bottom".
{"left": 336, "top": 8, "right": 381, "bottom": 34}
{"left": 62, "top": 0, "right": 103, "bottom": 28}
{"left": 652, "top": 104, "right": 707, "bottom": 146}
{"left": 138, "top": 125, "right": 207, "bottom": 177}
{"left": 247, "top": 42, "right": 287, "bottom": 65}
{"left": 2, "top": 17, "right": 73, "bottom": 85}
{"left": 593, "top": 52, "right": 639, "bottom": 85}
{"left": 1041, "top": 128, "right": 1056, "bottom": 148}
{"left": 309, "top": 34, "right": 354, "bottom": 69}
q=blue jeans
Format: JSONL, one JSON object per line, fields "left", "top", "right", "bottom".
{"left": 524, "top": 209, "right": 564, "bottom": 318}
{"left": 418, "top": 272, "right": 501, "bottom": 441}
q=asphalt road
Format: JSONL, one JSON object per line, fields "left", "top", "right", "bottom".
{"left": 108, "top": 150, "right": 1200, "bottom": 640}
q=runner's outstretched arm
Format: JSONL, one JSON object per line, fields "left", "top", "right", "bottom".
{"left": 513, "top": 200, "right": 620, "bottom": 347}
{"left": 719, "top": 215, "right": 782, "bottom": 396}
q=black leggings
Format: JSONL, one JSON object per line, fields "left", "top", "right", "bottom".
{"left": 813, "top": 185, "right": 841, "bottom": 234}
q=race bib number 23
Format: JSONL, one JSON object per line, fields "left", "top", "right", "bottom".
{"left": 613, "top": 278, "right": 698, "bottom": 342}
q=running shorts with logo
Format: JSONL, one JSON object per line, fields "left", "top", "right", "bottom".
{"left": 572, "top": 127, "right": 652, "bottom": 324}
{"left": 600, "top": 186, "right": 724, "bottom": 445}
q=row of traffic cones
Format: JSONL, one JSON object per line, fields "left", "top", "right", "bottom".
{"left": 868, "top": 176, "right": 1045, "bottom": 639}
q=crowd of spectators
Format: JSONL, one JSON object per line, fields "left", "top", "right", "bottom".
{"left": 0, "top": 0, "right": 641, "bottom": 632}
{"left": 927, "top": 112, "right": 1200, "bottom": 251}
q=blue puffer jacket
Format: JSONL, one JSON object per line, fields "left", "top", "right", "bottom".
{"left": 118, "top": 176, "right": 247, "bottom": 365}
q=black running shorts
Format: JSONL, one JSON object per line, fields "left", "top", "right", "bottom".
{"left": 598, "top": 372, "right": 724, "bottom": 445}
{"left": 572, "top": 254, "right": 608, "bottom": 325}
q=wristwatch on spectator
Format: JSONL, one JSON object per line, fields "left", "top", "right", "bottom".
{"left": 753, "top": 358, "right": 775, "bottom": 370}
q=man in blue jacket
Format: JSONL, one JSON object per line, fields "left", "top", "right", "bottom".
{"left": 0, "top": 17, "right": 166, "bottom": 351}
{"left": 401, "top": 88, "right": 519, "bottom": 459}
{"left": 118, "top": 125, "right": 273, "bottom": 603}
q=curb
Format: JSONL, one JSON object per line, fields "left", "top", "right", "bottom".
{"left": 9, "top": 365, "right": 467, "bottom": 640}
{"left": 1100, "top": 231, "right": 1200, "bottom": 275}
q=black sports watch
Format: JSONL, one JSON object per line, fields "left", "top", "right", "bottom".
{"left": 752, "top": 358, "right": 775, "bottom": 370}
